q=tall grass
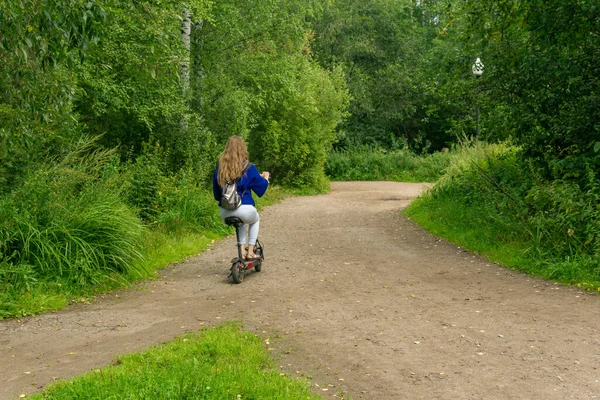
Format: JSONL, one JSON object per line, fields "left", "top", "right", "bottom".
{"left": 29, "top": 323, "right": 322, "bottom": 400}
{"left": 0, "top": 139, "right": 152, "bottom": 317}
{"left": 326, "top": 146, "right": 455, "bottom": 182}
{"left": 405, "top": 142, "right": 600, "bottom": 289}
{"left": 9, "top": 188, "right": 145, "bottom": 282}
{"left": 1, "top": 140, "right": 146, "bottom": 282}
{"left": 157, "top": 172, "right": 230, "bottom": 237}
{"left": 0, "top": 137, "right": 293, "bottom": 319}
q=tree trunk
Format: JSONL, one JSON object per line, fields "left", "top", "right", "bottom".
{"left": 192, "top": 19, "right": 204, "bottom": 110}
{"left": 180, "top": 9, "right": 192, "bottom": 133}
{"left": 180, "top": 9, "right": 191, "bottom": 94}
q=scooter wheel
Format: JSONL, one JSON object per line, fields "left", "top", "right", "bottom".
{"left": 231, "top": 260, "right": 244, "bottom": 284}
{"left": 253, "top": 246, "right": 263, "bottom": 272}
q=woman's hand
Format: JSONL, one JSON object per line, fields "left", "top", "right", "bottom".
{"left": 261, "top": 171, "right": 270, "bottom": 182}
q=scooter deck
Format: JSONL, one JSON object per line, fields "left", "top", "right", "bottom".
{"left": 231, "top": 257, "right": 262, "bottom": 270}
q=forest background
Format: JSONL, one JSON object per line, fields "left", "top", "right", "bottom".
{"left": 1, "top": 0, "right": 599, "bottom": 318}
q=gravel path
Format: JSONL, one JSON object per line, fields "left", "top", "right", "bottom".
{"left": 1, "top": 181, "right": 599, "bottom": 399}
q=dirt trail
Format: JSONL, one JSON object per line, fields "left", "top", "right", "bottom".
{"left": 1, "top": 181, "right": 600, "bottom": 400}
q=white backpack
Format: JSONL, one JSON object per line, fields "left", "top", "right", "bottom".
{"left": 220, "top": 165, "right": 249, "bottom": 210}
{"left": 221, "top": 180, "right": 242, "bottom": 210}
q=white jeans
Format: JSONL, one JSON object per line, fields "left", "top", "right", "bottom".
{"left": 220, "top": 205, "right": 260, "bottom": 245}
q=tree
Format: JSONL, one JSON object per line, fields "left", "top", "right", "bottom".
{"left": 312, "top": 0, "right": 453, "bottom": 151}
{"left": 0, "top": 0, "right": 105, "bottom": 189}
{"left": 190, "top": 0, "right": 349, "bottom": 187}
{"left": 444, "top": 0, "right": 600, "bottom": 180}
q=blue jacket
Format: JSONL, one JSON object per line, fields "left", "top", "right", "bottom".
{"left": 213, "top": 163, "right": 269, "bottom": 207}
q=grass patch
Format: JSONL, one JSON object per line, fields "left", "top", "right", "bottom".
{"left": 405, "top": 193, "right": 600, "bottom": 291}
{"left": 137, "top": 231, "right": 219, "bottom": 275}
{"left": 325, "top": 147, "right": 455, "bottom": 182}
{"left": 29, "top": 323, "right": 322, "bottom": 400}
{"left": 404, "top": 142, "right": 600, "bottom": 292}
{"left": 0, "top": 230, "right": 220, "bottom": 319}
{"left": 404, "top": 195, "right": 534, "bottom": 271}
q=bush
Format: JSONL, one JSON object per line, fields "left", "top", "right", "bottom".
{"left": 157, "top": 169, "right": 228, "bottom": 236}
{"left": 326, "top": 147, "right": 455, "bottom": 182}
{"left": 523, "top": 170, "right": 600, "bottom": 262}
{"left": 0, "top": 140, "right": 146, "bottom": 288}
{"left": 408, "top": 142, "right": 600, "bottom": 285}
{"left": 245, "top": 56, "right": 349, "bottom": 191}
{"left": 126, "top": 145, "right": 169, "bottom": 223}
{"left": 0, "top": 138, "right": 233, "bottom": 318}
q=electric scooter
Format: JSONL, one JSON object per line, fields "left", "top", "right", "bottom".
{"left": 224, "top": 216, "right": 264, "bottom": 284}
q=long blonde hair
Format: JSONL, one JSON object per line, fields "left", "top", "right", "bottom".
{"left": 218, "top": 136, "right": 249, "bottom": 187}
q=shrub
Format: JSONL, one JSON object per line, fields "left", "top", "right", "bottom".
{"left": 127, "top": 146, "right": 169, "bottom": 223}
{"left": 326, "top": 146, "right": 455, "bottom": 182}
{"left": 246, "top": 56, "right": 349, "bottom": 191}
{"left": 412, "top": 142, "right": 600, "bottom": 284}
{"left": 524, "top": 171, "right": 600, "bottom": 262}
{"left": 157, "top": 169, "right": 228, "bottom": 236}
{"left": 0, "top": 140, "right": 146, "bottom": 287}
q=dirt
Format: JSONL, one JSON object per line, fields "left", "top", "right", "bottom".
{"left": 1, "top": 181, "right": 600, "bottom": 400}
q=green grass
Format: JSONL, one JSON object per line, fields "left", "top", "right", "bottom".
{"left": 404, "top": 195, "right": 534, "bottom": 271}
{"left": 0, "top": 186, "right": 294, "bottom": 319}
{"left": 138, "top": 231, "right": 219, "bottom": 274}
{"left": 29, "top": 323, "right": 322, "bottom": 400}
{"left": 325, "top": 147, "right": 455, "bottom": 183}
{"left": 403, "top": 142, "right": 600, "bottom": 292}
{"left": 0, "top": 230, "right": 218, "bottom": 320}
{"left": 405, "top": 193, "right": 600, "bottom": 291}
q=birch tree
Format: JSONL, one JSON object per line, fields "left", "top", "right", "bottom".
{"left": 180, "top": 9, "right": 192, "bottom": 133}
{"left": 180, "top": 9, "right": 192, "bottom": 95}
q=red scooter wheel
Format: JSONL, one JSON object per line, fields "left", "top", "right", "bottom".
{"left": 230, "top": 260, "right": 244, "bottom": 284}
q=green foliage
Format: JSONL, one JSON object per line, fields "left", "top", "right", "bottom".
{"left": 0, "top": 269, "right": 68, "bottom": 319}
{"left": 0, "top": 0, "right": 105, "bottom": 67}
{"left": 0, "top": 140, "right": 145, "bottom": 287}
{"left": 30, "top": 324, "right": 322, "bottom": 400}
{"left": 0, "top": 0, "right": 107, "bottom": 188}
{"left": 435, "top": 0, "right": 600, "bottom": 181}
{"left": 247, "top": 57, "right": 349, "bottom": 189}
{"left": 326, "top": 147, "right": 454, "bottom": 182}
{"left": 312, "top": 0, "right": 456, "bottom": 151}
{"left": 0, "top": 139, "right": 151, "bottom": 317}
{"left": 191, "top": 0, "right": 317, "bottom": 140}
{"left": 74, "top": 0, "right": 192, "bottom": 162}
{"left": 126, "top": 145, "right": 169, "bottom": 222}
{"left": 157, "top": 172, "right": 229, "bottom": 236}
{"left": 190, "top": 0, "right": 349, "bottom": 190}
{"left": 121, "top": 139, "right": 228, "bottom": 232}
{"left": 406, "top": 142, "right": 600, "bottom": 288}
{"left": 312, "top": 0, "right": 598, "bottom": 167}
{"left": 523, "top": 172, "right": 600, "bottom": 262}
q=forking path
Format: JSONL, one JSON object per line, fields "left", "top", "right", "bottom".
{"left": 1, "top": 182, "right": 599, "bottom": 399}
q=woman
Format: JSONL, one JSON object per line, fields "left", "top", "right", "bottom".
{"left": 212, "top": 136, "right": 270, "bottom": 259}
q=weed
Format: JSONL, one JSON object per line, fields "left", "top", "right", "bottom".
{"left": 29, "top": 324, "right": 322, "bottom": 400}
